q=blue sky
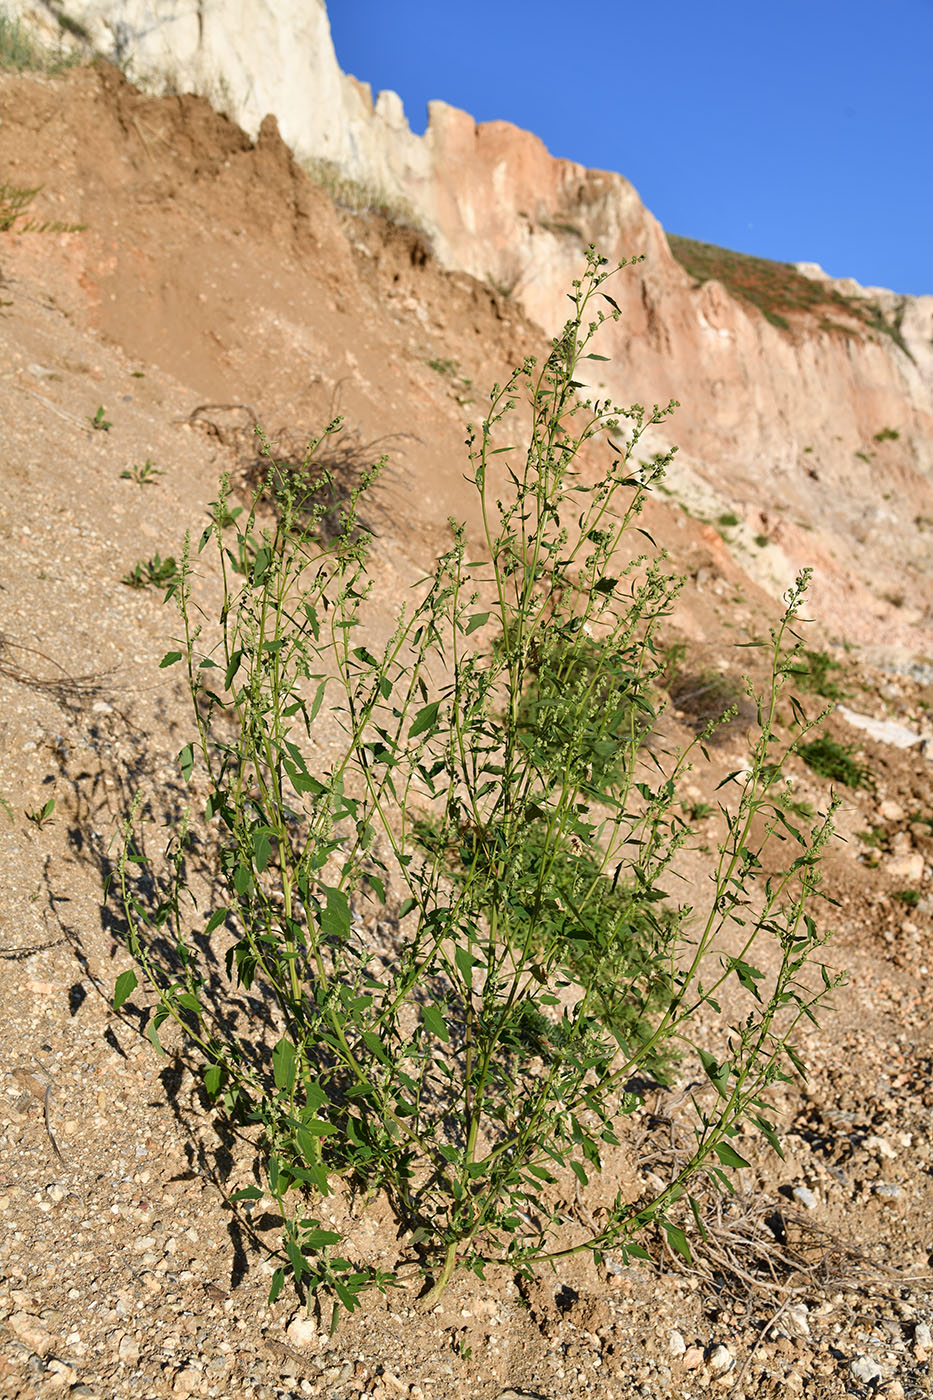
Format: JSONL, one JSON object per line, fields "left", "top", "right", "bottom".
{"left": 329, "top": 1, "right": 932, "bottom": 296}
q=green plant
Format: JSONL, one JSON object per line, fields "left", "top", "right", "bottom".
{"left": 686, "top": 801, "right": 713, "bottom": 822}
{"left": 754, "top": 534, "right": 770, "bottom": 548}
{"left": 788, "top": 648, "right": 849, "bottom": 702}
{"left": 0, "top": 10, "right": 80, "bottom": 72}
{"left": 302, "top": 157, "right": 422, "bottom": 229}
{"left": 718, "top": 512, "right": 740, "bottom": 529}
{"left": 89, "top": 406, "right": 111, "bottom": 432}
{"left": 894, "top": 889, "right": 920, "bottom": 908}
{"left": 873, "top": 427, "right": 900, "bottom": 443}
{"left": 121, "top": 554, "right": 181, "bottom": 591}
{"left": 0, "top": 181, "right": 84, "bottom": 234}
{"left": 116, "top": 250, "right": 842, "bottom": 1325}
{"left": 25, "top": 797, "right": 55, "bottom": 829}
{"left": 121, "top": 458, "right": 163, "bottom": 486}
{"left": 854, "top": 450, "right": 872, "bottom": 464}
{"left": 798, "top": 735, "right": 873, "bottom": 789}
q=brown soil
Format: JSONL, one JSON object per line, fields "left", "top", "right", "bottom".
{"left": 0, "top": 63, "right": 931, "bottom": 1400}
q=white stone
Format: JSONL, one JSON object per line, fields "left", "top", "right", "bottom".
{"left": 708, "top": 1344, "right": 734, "bottom": 1374}
{"left": 850, "top": 1355, "right": 883, "bottom": 1383}
{"left": 285, "top": 1312, "right": 317, "bottom": 1347}
{"left": 668, "top": 1330, "right": 686, "bottom": 1356}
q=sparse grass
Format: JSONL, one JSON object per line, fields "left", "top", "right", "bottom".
{"left": 873, "top": 427, "right": 900, "bottom": 443}
{"left": 799, "top": 736, "right": 874, "bottom": 789}
{"left": 789, "top": 648, "right": 849, "bottom": 702}
{"left": 302, "top": 157, "right": 422, "bottom": 229}
{"left": 0, "top": 10, "right": 80, "bottom": 73}
{"left": 668, "top": 235, "right": 913, "bottom": 356}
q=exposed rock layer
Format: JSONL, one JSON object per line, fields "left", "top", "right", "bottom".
{"left": 16, "top": 0, "right": 933, "bottom": 649}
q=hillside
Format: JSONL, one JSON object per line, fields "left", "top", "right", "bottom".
{"left": 0, "top": 36, "right": 931, "bottom": 1400}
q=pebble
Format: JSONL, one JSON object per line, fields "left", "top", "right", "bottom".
{"left": 792, "top": 1185, "right": 818, "bottom": 1210}
{"left": 708, "top": 1344, "right": 734, "bottom": 1374}
{"left": 285, "top": 1313, "right": 317, "bottom": 1348}
{"left": 117, "top": 1332, "right": 140, "bottom": 1364}
{"left": 668, "top": 1330, "right": 686, "bottom": 1356}
{"left": 915, "top": 1321, "right": 932, "bottom": 1350}
{"left": 682, "top": 1345, "right": 705, "bottom": 1370}
{"left": 7, "top": 1311, "right": 55, "bottom": 1356}
{"left": 873, "top": 1183, "right": 902, "bottom": 1199}
{"left": 849, "top": 1355, "right": 883, "bottom": 1383}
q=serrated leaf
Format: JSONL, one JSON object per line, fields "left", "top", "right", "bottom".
{"left": 113, "top": 969, "right": 137, "bottom": 1011}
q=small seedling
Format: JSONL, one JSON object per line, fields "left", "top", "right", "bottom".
{"left": 687, "top": 801, "right": 713, "bottom": 822}
{"left": 25, "top": 797, "right": 55, "bottom": 829}
{"left": 754, "top": 533, "right": 770, "bottom": 548}
{"left": 121, "top": 459, "right": 163, "bottom": 486}
{"left": 718, "top": 512, "right": 740, "bottom": 528}
{"left": 121, "top": 554, "right": 180, "bottom": 591}
{"left": 894, "top": 890, "right": 920, "bottom": 908}
{"left": 89, "top": 406, "right": 111, "bottom": 432}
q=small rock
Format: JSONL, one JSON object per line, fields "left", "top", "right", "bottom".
{"left": 668, "top": 1330, "right": 686, "bottom": 1356}
{"left": 883, "top": 1382, "right": 906, "bottom": 1400}
{"left": 850, "top": 1355, "right": 883, "bottom": 1383}
{"left": 285, "top": 1312, "right": 317, "bottom": 1348}
{"left": 118, "top": 1332, "right": 140, "bottom": 1364}
{"left": 792, "top": 1185, "right": 818, "bottom": 1210}
{"left": 885, "top": 853, "right": 924, "bottom": 882}
{"left": 708, "top": 1344, "right": 734, "bottom": 1374}
{"left": 785, "top": 1303, "right": 811, "bottom": 1338}
{"left": 92, "top": 701, "right": 114, "bottom": 715}
{"left": 865, "top": 1135, "right": 897, "bottom": 1160}
{"left": 8, "top": 1311, "right": 55, "bottom": 1356}
{"left": 873, "top": 1183, "right": 902, "bottom": 1199}
{"left": 879, "top": 799, "right": 906, "bottom": 822}
{"left": 172, "top": 1368, "right": 202, "bottom": 1396}
{"left": 46, "top": 1182, "right": 67, "bottom": 1204}
{"left": 682, "top": 1345, "right": 705, "bottom": 1370}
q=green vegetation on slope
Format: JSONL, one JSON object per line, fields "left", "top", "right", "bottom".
{"left": 668, "top": 234, "right": 912, "bottom": 357}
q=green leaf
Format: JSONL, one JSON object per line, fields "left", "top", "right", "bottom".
{"left": 302, "top": 1228, "right": 342, "bottom": 1249}
{"left": 408, "top": 702, "right": 440, "bottom": 742}
{"left": 267, "top": 1268, "right": 285, "bottom": 1304}
{"left": 178, "top": 743, "right": 194, "bottom": 781}
{"left": 697, "top": 1047, "right": 731, "bottom": 1099}
{"left": 661, "top": 1220, "right": 692, "bottom": 1263}
{"left": 204, "top": 908, "right": 228, "bottom": 936}
{"left": 713, "top": 1142, "right": 751, "bottom": 1170}
{"left": 421, "top": 1004, "right": 450, "bottom": 1043}
{"left": 159, "top": 651, "right": 183, "bottom": 668}
{"left": 752, "top": 1115, "right": 785, "bottom": 1161}
{"left": 252, "top": 827, "right": 274, "bottom": 873}
{"left": 454, "top": 945, "right": 476, "bottom": 984}
{"left": 231, "top": 1186, "right": 262, "bottom": 1202}
{"left": 272, "top": 1036, "right": 297, "bottom": 1093}
{"left": 224, "top": 650, "right": 243, "bottom": 688}
{"left": 146, "top": 1008, "right": 169, "bottom": 1058}
{"left": 367, "top": 874, "right": 386, "bottom": 905}
{"left": 464, "top": 612, "right": 490, "bottom": 635}
{"left": 321, "top": 885, "right": 350, "bottom": 941}
{"left": 203, "top": 1064, "right": 223, "bottom": 1099}
{"left": 569, "top": 1160, "right": 588, "bottom": 1187}
{"left": 113, "top": 969, "right": 137, "bottom": 1011}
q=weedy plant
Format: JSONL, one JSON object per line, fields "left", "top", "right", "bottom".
{"left": 25, "top": 796, "right": 55, "bottom": 829}
{"left": 121, "top": 554, "right": 181, "bottom": 592}
{"left": 798, "top": 735, "right": 873, "bottom": 789}
{"left": 121, "top": 458, "right": 163, "bottom": 486}
{"left": 116, "top": 250, "right": 843, "bottom": 1325}
{"left": 89, "top": 406, "right": 111, "bottom": 432}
